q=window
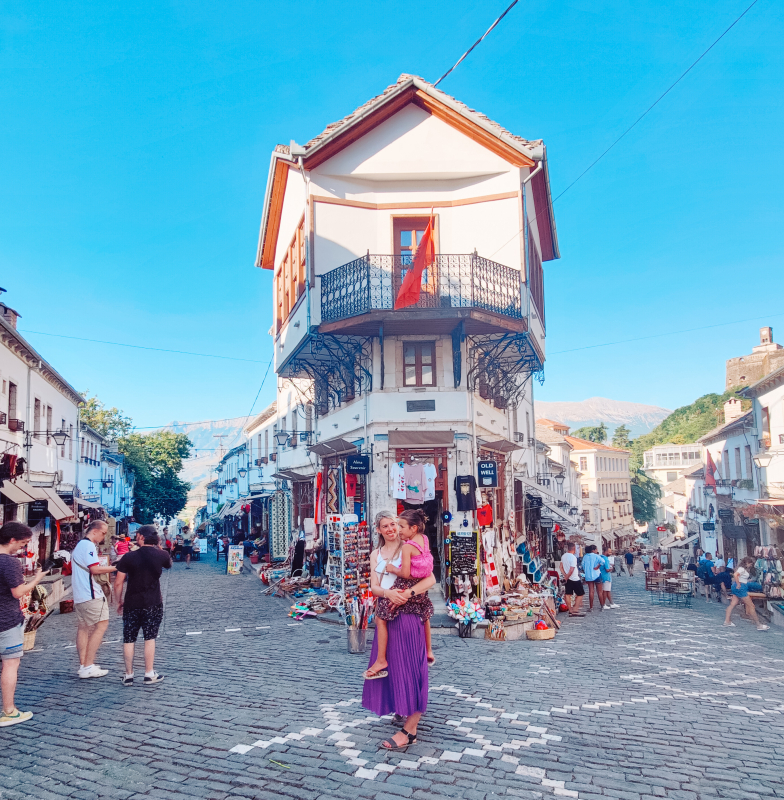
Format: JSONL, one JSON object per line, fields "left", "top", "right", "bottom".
{"left": 734, "top": 447, "right": 742, "bottom": 480}
{"left": 265, "top": 429, "right": 269, "bottom": 458}
{"left": 581, "top": 484, "right": 589, "bottom": 499}
{"left": 274, "top": 215, "right": 306, "bottom": 332}
{"left": 81, "top": 437, "right": 85, "bottom": 458}
{"left": 68, "top": 425, "right": 73, "bottom": 460}
{"left": 745, "top": 445, "right": 753, "bottom": 480}
{"left": 761, "top": 406, "right": 771, "bottom": 443}
{"left": 61, "top": 419, "right": 66, "bottom": 456}
{"left": 46, "top": 406, "right": 52, "bottom": 443}
{"left": 723, "top": 450, "right": 730, "bottom": 479}
{"left": 666, "top": 472, "right": 677, "bottom": 482}
{"left": 527, "top": 234, "right": 545, "bottom": 327}
{"left": 403, "top": 342, "right": 435, "bottom": 387}
{"left": 8, "top": 382, "right": 16, "bottom": 422}
{"left": 525, "top": 412, "right": 531, "bottom": 441}
{"left": 579, "top": 457, "right": 587, "bottom": 471}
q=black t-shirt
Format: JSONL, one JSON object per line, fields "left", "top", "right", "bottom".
{"left": 454, "top": 475, "right": 478, "bottom": 511}
{"left": 0, "top": 553, "right": 24, "bottom": 633}
{"left": 116, "top": 547, "right": 172, "bottom": 611}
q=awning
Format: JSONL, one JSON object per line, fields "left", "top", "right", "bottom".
{"left": 42, "top": 489, "right": 74, "bottom": 520}
{"left": 661, "top": 532, "right": 700, "bottom": 549}
{"left": 478, "top": 438, "right": 523, "bottom": 453}
{"left": 309, "top": 436, "right": 359, "bottom": 457}
{"left": 77, "top": 498, "right": 103, "bottom": 509}
{"left": 0, "top": 480, "right": 38, "bottom": 504}
{"left": 196, "top": 521, "right": 207, "bottom": 532}
{"left": 387, "top": 430, "right": 454, "bottom": 448}
{"left": 272, "top": 470, "right": 313, "bottom": 482}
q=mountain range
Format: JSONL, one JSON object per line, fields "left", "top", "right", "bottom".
{"left": 535, "top": 397, "right": 671, "bottom": 437}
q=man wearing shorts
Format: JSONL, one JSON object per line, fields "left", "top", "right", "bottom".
{"left": 72, "top": 520, "right": 117, "bottom": 678}
{"left": 114, "top": 525, "right": 171, "bottom": 686}
{"left": 559, "top": 543, "right": 585, "bottom": 617}
{"left": 624, "top": 548, "right": 635, "bottom": 576}
{"left": 0, "top": 522, "right": 44, "bottom": 726}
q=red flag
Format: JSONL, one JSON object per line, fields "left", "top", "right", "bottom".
{"left": 704, "top": 450, "right": 717, "bottom": 489}
{"left": 394, "top": 213, "right": 435, "bottom": 310}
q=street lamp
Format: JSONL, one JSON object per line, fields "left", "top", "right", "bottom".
{"left": 274, "top": 429, "right": 290, "bottom": 447}
{"left": 753, "top": 451, "right": 775, "bottom": 469}
{"left": 238, "top": 466, "right": 248, "bottom": 478}
{"left": 24, "top": 429, "right": 69, "bottom": 447}
{"left": 554, "top": 473, "right": 565, "bottom": 488}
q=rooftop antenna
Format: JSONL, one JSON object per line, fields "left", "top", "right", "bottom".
{"left": 214, "top": 434, "right": 228, "bottom": 460}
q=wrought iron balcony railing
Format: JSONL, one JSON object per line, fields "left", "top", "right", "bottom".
{"left": 320, "top": 254, "right": 523, "bottom": 324}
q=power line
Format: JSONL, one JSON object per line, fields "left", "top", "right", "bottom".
{"left": 434, "top": 0, "right": 520, "bottom": 87}
{"left": 131, "top": 415, "right": 253, "bottom": 431}
{"left": 21, "top": 329, "right": 269, "bottom": 365}
{"left": 549, "top": 310, "right": 784, "bottom": 356}
{"left": 489, "top": 0, "right": 762, "bottom": 260}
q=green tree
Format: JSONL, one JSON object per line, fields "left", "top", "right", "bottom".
{"left": 630, "top": 469, "right": 661, "bottom": 523}
{"left": 571, "top": 422, "right": 608, "bottom": 443}
{"left": 79, "top": 392, "right": 132, "bottom": 440}
{"left": 612, "top": 424, "right": 631, "bottom": 449}
{"left": 120, "top": 431, "right": 192, "bottom": 524}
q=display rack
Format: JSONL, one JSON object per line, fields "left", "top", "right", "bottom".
{"left": 326, "top": 514, "right": 370, "bottom": 621}
{"left": 446, "top": 528, "right": 479, "bottom": 600}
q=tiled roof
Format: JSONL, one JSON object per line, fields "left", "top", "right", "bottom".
{"left": 286, "top": 74, "right": 541, "bottom": 156}
{"left": 244, "top": 401, "right": 278, "bottom": 434}
{"left": 664, "top": 477, "right": 686, "bottom": 495}
{"left": 681, "top": 463, "right": 705, "bottom": 479}
{"left": 536, "top": 418, "right": 569, "bottom": 431}
{"left": 696, "top": 410, "right": 753, "bottom": 444}
{"left": 564, "top": 436, "right": 630, "bottom": 453}
{"left": 535, "top": 425, "right": 573, "bottom": 448}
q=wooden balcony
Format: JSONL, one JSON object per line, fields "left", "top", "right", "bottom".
{"left": 319, "top": 254, "right": 528, "bottom": 336}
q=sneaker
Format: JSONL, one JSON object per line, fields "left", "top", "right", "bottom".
{"left": 723, "top": 622, "right": 736, "bottom": 627}
{"left": 143, "top": 673, "right": 165, "bottom": 685}
{"left": 0, "top": 708, "right": 33, "bottom": 727}
{"left": 603, "top": 604, "right": 612, "bottom": 610}
{"left": 78, "top": 664, "right": 101, "bottom": 675}
{"left": 79, "top": 665, "right": 109, "bottom": 679}
{"left": 609, "top": 604, "right": 620, "bottom": 609}
{"left": 757, "top": 625, "right": 770, "bottom": 631}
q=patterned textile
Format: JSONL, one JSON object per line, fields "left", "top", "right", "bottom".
{"left": 270, "top": 491, "right": 292, "bottom": 560}
{"left": 326, "top": 468, "right": 339, "bottom": 514}
{"left": 376, "top": 576, "right": 434, "bottom": 622}
{"left": 484, "top": 549, "right": 500, "bottom": 590}
{"left": 122, "top": 604, "right": 164, "bottom": 643}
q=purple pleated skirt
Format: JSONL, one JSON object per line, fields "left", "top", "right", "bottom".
{"left": 362, "top": 613, "right": 429, "bottom": 717}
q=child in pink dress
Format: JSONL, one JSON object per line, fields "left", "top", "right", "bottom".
{"left": 365, "top": 509, "right": 436, "bottom": 680}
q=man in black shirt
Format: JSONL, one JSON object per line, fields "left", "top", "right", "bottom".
{"left": 114, "top": 525, "right": 171, "bottom": 686}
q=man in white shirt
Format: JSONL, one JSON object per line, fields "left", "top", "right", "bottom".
{"left": 71, "top": 520, "right": 117, "bottom": 678}
{"left": 559, "top": 543, "right": 585, "bottom": 616}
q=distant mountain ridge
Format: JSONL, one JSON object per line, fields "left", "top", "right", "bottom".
{"left": 535, "top": 397, "right": 671, "bottom": 438}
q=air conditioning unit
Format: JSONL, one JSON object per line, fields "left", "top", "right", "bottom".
{"left": 513, "top": 432, "right": 524, "bottom": 443}
{"left": 0, "top": 412, "right": 6, "bottom": 425}
{"left": 255, "top": 457, "right": 268, "bottom": 466}
{"left": 57, "top": 470, "right": 63, "bottom": 482}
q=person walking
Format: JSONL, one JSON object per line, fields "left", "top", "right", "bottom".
{"left": 723, "top": 556, "right": 769, "bottom": 631}
{"left": 559, "top": 542, "right": 585, "bottom": 616}
{"left": 698, "top": 552, "right": 716, "bottom": 600}
{"left": 624, "top": 548, "right": 635, "bottom": 576}
{"left": 0, "top": 522, "right": 44, "bottom": 727}
{"left": 640, "top": 551, "right": 651, "bottom": 572}
{"left": 600, "top": 546, "right": 619, "bottom": 609}
{"left": 181, "top": 527, "right": 195, "bottom": 569}
{"left": 581, "top": 545, "right": 604, "bottom": 611}
{"left": 114, "top": 525, "right": 171, "bottom": 685}
{"left": 72, "top": 520, "right": 117, "bottom": 679}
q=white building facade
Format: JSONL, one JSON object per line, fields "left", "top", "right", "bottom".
{"left": 255, "top": 75, "right": 564, "bottom": 587}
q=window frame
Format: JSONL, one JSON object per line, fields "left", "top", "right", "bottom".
{"left": 402, "top": 341, "right": 436, "bottom": 388}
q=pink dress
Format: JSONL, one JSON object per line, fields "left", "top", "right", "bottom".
{"left": 375, "top": 536, "right": 434, "bottom": 622}
{"left": 408, "top": 536, "right": 434, "bottom": 578}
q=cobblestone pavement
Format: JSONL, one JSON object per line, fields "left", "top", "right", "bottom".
{"left": 3, "top": 556, "right": 783, "bottom": 800}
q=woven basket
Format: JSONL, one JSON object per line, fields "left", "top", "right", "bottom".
{"left": 23, "top": 629, "right": 37, "bottom": 651}
{"left": 526, "top": 628, "right": 555, "bottom": 640}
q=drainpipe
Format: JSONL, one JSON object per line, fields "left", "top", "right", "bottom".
{"left": 520, "top": 147, "right": 544, "bottom": 322}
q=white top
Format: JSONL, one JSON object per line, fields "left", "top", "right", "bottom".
{"left": 376, "top": 549, "right": 403, "bottom": 590}
{"left": 560, "top": 552, "right": 578, "bottom": 581}
{"left": 71, "top": 538, "right": 104, "bottom": 604}
{"left": 713, "top": 557, "right": 725, "bottom": 569}
{"left": 736, "top": 566, "right": 750, "bottom": 585}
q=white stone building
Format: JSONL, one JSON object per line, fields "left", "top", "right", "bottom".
{"left": 255, "top": 75, "right": 561, "bottom": 582}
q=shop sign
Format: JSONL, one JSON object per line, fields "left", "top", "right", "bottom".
{"left": 227, "top": 545, "right": 244, "bottom": 575}
{"left": 345, "top": 454, "right": 370, "bottom": 475}
{"left": 539, "top": 517, "right": 555, "bottom": 529}
{"left": 656, "top": 526, "right": 667, "bottom": 532}
{"left": 30, "top": 499, "right": 49, "bottom": 516}
{"left": 526, "top": 494, "right": 543, "bottom": 509}
{"left": 702, "top": 522, "right": 716, "bottom": 531}
{"left": 718, "top": 508, "right": 733, "bottom": 520}
{"left": 477, "top": 460, "right": 498, "bottom": 488}
{"left": 744, "top": 518, "right": 760, "bottom": 528}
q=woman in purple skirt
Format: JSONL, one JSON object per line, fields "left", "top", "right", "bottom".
{"left": 362, "top": 511, "right": 436, "bottom": 751}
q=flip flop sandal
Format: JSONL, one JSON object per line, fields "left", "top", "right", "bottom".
{"left": 379, "top": 728, "right": 417, "bottom": 751}
{"left": 363, "top": 668, "right": 389, "bottom": 680}
{"left": 427, "top": 655, "right": 437, "bottom": 665}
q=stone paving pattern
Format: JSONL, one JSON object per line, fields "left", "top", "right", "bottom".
{"left": 2, "top": 555, "right": 783, "bottom": 800}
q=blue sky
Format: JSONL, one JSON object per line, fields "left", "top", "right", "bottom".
{"left": 2, "top": 0, "right": 781, "bottom": 428}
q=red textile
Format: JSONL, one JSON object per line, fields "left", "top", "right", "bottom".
{"left": 477, "top": 504, "right": 494, "bottom": 527}
{"left": 393, "top": 213, "right": 435, "bottom": 310}
{"left": 705, "top": 451, "right": 718, "bottom": 489}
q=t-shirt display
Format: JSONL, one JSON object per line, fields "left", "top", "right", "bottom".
{"left": 404, "top": 463, "right": 426, "bottom": 504}
{"left": 389, "top": 463, "right": 406, "bottom": 500}
{"left": 116, "top": 547, "right": 172, "bottom": 611}
{"left": 476, "top": 504, "right": 493, "bottom": 527}
{"left": 423, "top": 463, "right": 437, "bottom": 501}
{"left": 71, "top": 538, "right": 104, "bottom": 603}
{"left": 0, "top": 553, "right": 24, "bottom": 633}
{"left": 454, "top": 475, "right": 478, "bottom": 511}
